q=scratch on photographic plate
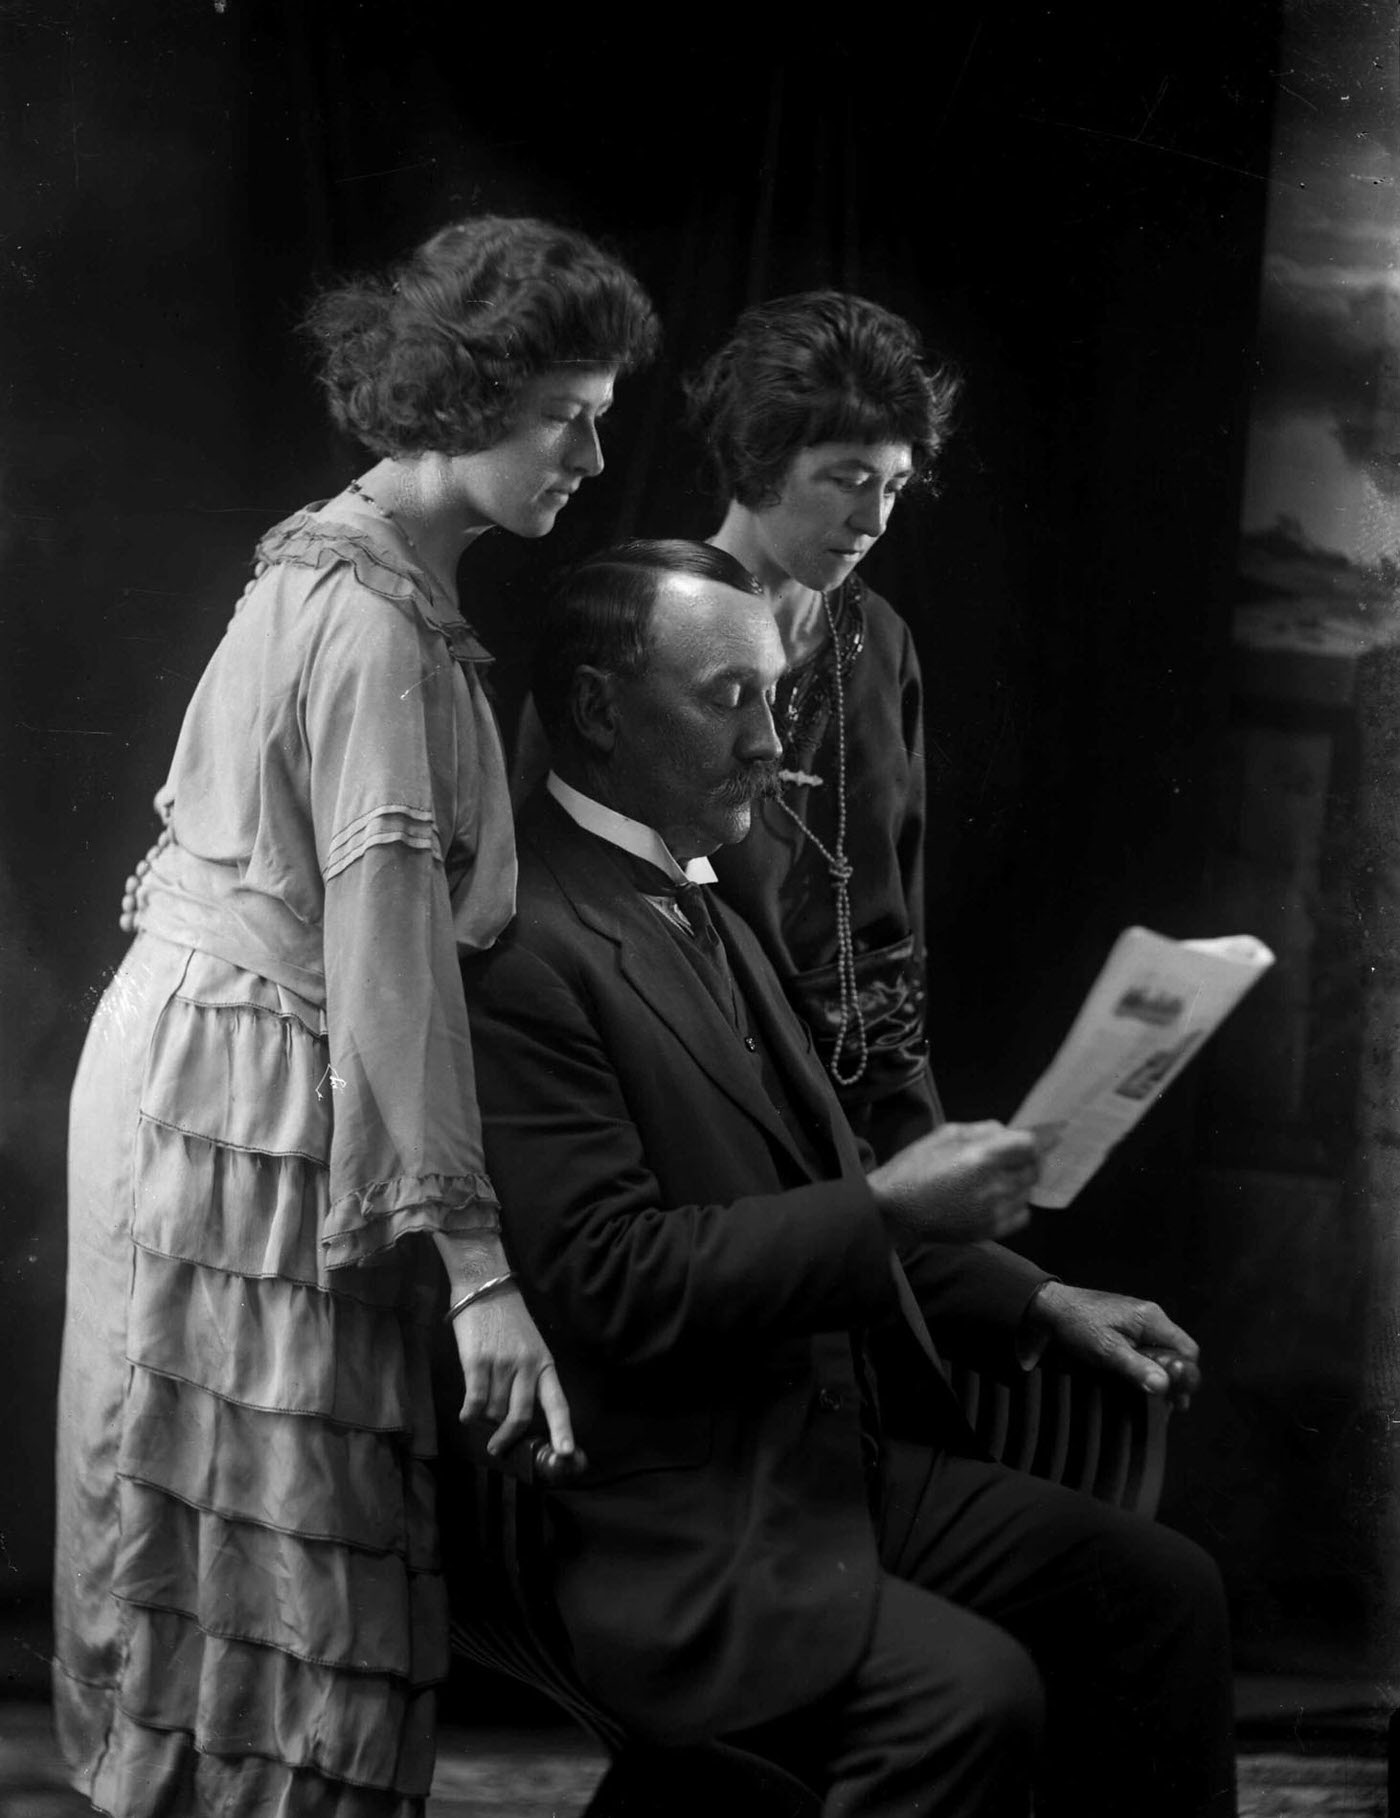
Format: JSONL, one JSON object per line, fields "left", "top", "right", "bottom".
{"left": 401, "top": 664, "right": 451, "bottom": 699}
{"left": 95, "top": 958, "right": 145, "bottom": 1042}
{"left": 19, "top": 722, "right": 113, "bottom": 736}
{"left": 336, "top": 159, "right": 440, "bottom": 187}
{"left": 1023, "top": 114, "right": 1275, "bottom": 187}
{"left": 1136, "top": 78, "right": 1170, "bottom": 140}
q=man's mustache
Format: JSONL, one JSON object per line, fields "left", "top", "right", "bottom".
{"left": 716, "top": 764, "right": 783, "bottom": 804}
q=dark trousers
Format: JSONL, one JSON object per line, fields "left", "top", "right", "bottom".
{"left": 729, "top": 1441, "right": 1237, "bottom": 1818}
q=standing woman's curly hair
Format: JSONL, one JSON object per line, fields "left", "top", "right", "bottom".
{"left": 684, "top": 291, "right": 961, "bottom": 509}
{"left": 304, "top": 216, "right": 661, "bottom": 458}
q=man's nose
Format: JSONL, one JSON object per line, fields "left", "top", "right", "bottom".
{"left": 740, "top": 697, "right": 783, "bottom": 763}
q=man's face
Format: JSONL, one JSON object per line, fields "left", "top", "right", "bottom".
{"left": 607, "top": 575, "right": 786, "bottom": 859}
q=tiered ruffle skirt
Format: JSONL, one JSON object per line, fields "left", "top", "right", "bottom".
{"left": 54, "top": 936, "right": 448, "bottom": 1816}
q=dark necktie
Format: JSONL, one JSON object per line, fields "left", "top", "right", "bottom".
{"left": 601, "top": 843, "right": 721, "bottom": 950}
{"left": 598, "top": 833, "right": 836, "bottom": 1175}
{"left": 599, "top": 844, "right": 735, "bottom": 1016}
{"left": 673, "top": 880, "right": 721, "bottom": 952}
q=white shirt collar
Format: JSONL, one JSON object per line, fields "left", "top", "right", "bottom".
{"left": 546, "top": 773, "right": 718, "bottom": 886}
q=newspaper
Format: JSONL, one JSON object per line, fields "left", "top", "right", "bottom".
{"left": 1012, "top": 927, "right": 1275, "bottom": 1209}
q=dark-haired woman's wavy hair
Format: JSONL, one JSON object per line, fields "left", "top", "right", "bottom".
{"left": 683, "top": 291, "right": 961, "bottom": 509}
{"left": 303, "top": 216, "right": 660, "bottom": 458}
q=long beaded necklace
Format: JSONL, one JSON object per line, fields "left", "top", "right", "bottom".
{"left": 773, "top": 589, "right": 868, "bottom": 1088}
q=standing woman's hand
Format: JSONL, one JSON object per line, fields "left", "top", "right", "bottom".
{"left": 435, "top": 1233, "right": 585, "bottom": 1480}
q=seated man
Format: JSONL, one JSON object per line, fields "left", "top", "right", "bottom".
{"left": 460, "top": 539, "right": 1235, "bottom": 1818}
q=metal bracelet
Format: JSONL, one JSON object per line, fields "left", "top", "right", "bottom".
{"left": 443, "top": 1270, "right": 518, "bottom": 1324}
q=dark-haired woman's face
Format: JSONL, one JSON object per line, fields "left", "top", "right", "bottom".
{"left": 753, "top": 441, "right": 913, "bottom": 592}
{"left": 454, "top": 366, "right": 616, "bottom": 537}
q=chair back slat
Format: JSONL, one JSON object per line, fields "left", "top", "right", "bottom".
{"left": 952, "top": 1360, "right": 1168, "bottom": 1517}
{"left": 999, "top": 1362, "right": 1043, "bottom": 1475}
{"left": 1033, "top": 1367, "right": 1076, "bottom": 1486}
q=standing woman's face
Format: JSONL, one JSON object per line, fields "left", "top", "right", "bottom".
{"left": 750, "top": 440, "right": 915, "bottom": 593}
{"left": 454, "top": 365, "right": 618, "bottom": 537}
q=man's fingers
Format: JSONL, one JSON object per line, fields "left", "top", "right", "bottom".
{"left": 1125, "top": 1346, "right": 1172, "bottom": 1395}
{"left": 1145, "top": 1349, "right": 1202, "bottom": 1404}
{"left": 1138, "top": 1307, "right": 1200, "bottom": 1361}
{"left": 983, "top": 1128, "right": 1040, "bottom": 1166}
{"left": 1089, "top": 1328, "right": 1172, "bottom": 1394}
{"left": 1127, "top": 1354, "right": 1172, "bottom": 1394}
{"left": 1174, "top": 1359, "right": 1202, "bottom": 1396}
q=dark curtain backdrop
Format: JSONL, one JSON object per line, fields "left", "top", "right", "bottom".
{"left": 2, "top": 0, "right": 1282, "bottom": 1663}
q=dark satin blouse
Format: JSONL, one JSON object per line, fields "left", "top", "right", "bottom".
{"left": 710, "top": 576, "right": 942, "bottom": 1161}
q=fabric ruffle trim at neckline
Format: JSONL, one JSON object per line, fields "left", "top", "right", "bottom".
{"left": 252, "top": 507, "right": 495, "bottom": 667}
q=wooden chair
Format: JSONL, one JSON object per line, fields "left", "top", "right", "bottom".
{"left": 443, "top": 1356, "right": 1168, "bottom": 1816}
{"left": 946, "top": 1353, "right": 1169, "bottom": 1518}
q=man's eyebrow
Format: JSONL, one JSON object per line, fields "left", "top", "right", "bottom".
{"left": 697, "top": 660, "right": 779, "bottom": 686}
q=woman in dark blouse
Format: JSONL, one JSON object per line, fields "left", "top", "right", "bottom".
{"left": 684, "top": 292, "right": 960, "bottom": 1161}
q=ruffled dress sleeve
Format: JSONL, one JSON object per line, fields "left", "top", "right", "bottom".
{"left": 297, "top": 544, "right": 510, "bottom": 1268}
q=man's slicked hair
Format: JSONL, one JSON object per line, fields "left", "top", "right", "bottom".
{"left": 533, "top": 539, "right": 762, "bottom": 741}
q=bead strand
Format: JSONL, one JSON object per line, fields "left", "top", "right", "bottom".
{"left": 775, "top": 591, "right": 868, "bottom": 1087}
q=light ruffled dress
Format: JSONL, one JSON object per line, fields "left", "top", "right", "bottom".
{"left": 53, "top": 509, "right": 516, "bottom": 1817}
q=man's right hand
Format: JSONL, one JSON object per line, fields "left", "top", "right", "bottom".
{"left": 867, "top": 1120, "right": 1043, "bottom": 1243}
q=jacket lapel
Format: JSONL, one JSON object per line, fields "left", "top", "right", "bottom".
{"left": 520, "top": 798, "right": 815, "bottom": 1177}
{"left": 715, "top": 903, "right": 855, "bottom": 1178}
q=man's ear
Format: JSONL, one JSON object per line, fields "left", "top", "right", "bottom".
{"left": 569, "top": 665, "right": 618, "bottom": 754}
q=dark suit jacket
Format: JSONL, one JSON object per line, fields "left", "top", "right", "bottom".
{"left": 462, "top": 791, "right": 1049, "bottom": 1742}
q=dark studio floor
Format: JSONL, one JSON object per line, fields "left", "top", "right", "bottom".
{"left": 0, "top": 1678, "right": 1391, "bottom": 1818}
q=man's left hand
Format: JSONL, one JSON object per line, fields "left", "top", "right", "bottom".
{"left": 1024, "top": 1282, "right": 1201, "bottom": 1409}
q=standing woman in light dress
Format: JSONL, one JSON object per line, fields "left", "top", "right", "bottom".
{"left": 53, "top": 215, "right": 658, "bottom": 1818}
{"left": 684, "top": 293, "right": 960, "bottom": 1164}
